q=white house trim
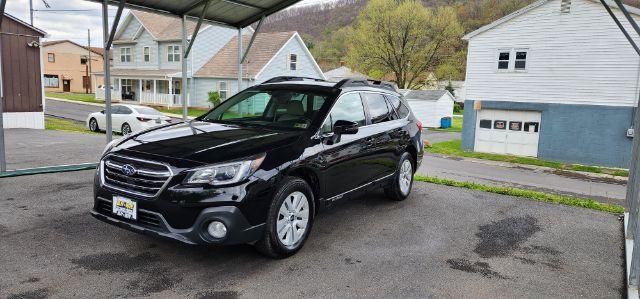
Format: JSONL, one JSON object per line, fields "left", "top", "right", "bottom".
{"left": 254, "top": 32, "right": 325, "bottom": 80}
{"left": 463, "top": 0, "right": 640, "bottom": 40}
{"left": 133, "top": 25, "right": 145, "bottom": 40}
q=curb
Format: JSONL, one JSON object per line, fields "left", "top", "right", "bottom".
{"left": 0, "top": 163, "right": 98, "bottom": 178}
{"left": 426, "top": 152, "right": 628, "bottom": 183}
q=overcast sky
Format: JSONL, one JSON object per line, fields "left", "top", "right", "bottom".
{"left": 5, "top": 0, "right": 330, "bottom": 47}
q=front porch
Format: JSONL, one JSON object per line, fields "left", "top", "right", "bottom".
{"left": 95, "top": 76, "right": 189, "bottom": 108}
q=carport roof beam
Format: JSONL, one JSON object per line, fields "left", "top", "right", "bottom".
{"left": 600, "top": 0, "right": 640, "bottom": 55}
{"left": 105, "top": 0, "right": 125, "bottom": 51}
{"left": 184, "top": 0, "right": 211, "bottom": 59}
{"left": 241, "top": 14, "right": 264, "bottom": 64}
{"left": 84, "top": 0, "right": 303, "bottom": 29}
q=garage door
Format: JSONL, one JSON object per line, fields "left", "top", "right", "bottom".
{"left": 474, "top": 109, "right": 541, "bottom": 157}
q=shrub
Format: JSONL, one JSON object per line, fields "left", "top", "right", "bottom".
{"left": 207, "top": 91, "right": 221, "bottom": 108}
{"left": 453, "top": 103, "right": 462, "bottom": 114}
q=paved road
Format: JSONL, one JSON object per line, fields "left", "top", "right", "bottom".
{"left": 4, "top": 129, "right": 106, "bottom": 170}
{"left": 45, "top": 98, "right": 102, "bottom": 122}
{"left": 418, "top": 153, "right": 627, "bottom": 206}
{"left": 0, "top": 171, "right": 623, "bottom": 298}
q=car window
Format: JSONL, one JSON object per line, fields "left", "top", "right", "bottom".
{"left": 362, "top": 93, "right": 391, "bottom": 124}
{"left": 119, "top": 106, "right": 133, "bottom": 115}
{"left": 322, "top": 93, "right": 366, "bottom": 133}
{"left": 385, "top": 95, "right": 410, "bottom": 119}
{"left": 134, "top": 107, "right": 162, "bottom": 115}
{"left": 201, "top": 89, "right": 330, "bottom": 130}
{"left": 111, "top": 106, "right": 122, "bottom": 114}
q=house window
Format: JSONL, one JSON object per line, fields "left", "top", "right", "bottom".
{"left": 509, "top": 121, "right": 522, "bottom": 131}
{"left": 120, "top": 47, "right": 132, "bottom": 62}
{"left": 143, "top": 47, "right": 150, "bottom": 62}
{"left": 515, "top": 51, "right": 528, "bottom": 70}
{"left": 289, "top": 54, "right": 297, "bottom": 70}
{"left": 48, "top": 53, "right": 55, "bottom": 63}
{"left": 44, "top": 74, "right": 59, "bottom": 88}
{"left": 497, "top": 52, "right": 510, "bottom": 70}
{"left": 494, "top": 120, "right": 507, "bottom": 130}
{"left": 479, "top": 119, "right": 492, "bottom": 129}
{"left": 121, "top": 79, "right": 133, "bottom": 93}
{"left": 524, "top": 122, "right": 540, "bottom": 133}
{"left": 219, "top": 81, "right": 228, "bottom": 100}
{"left": 173, "top": 80, "right": 181, "bottom": 94}
{"left": 167, "top": 45, "right": 180, "bottom": 62}
{"left": 80, "top": 57, "right": 87, "bottom": 65}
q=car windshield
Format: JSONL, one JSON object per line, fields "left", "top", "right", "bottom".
{"left": 201, "top": 88, "right": 331, "bottom": 130}
{"left": 134, "top": 107, "right": 162, "bottom": 115}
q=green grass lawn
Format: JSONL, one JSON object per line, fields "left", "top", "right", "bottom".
{"left": 429, "top": 117, "right": 463, "bottom": 132}
{"left": 45, "top": 117, "right": 96, "bottom": 134}
{"left": 156, "top": 108, "right": 209, "bottom": 118}
{"left": 45, "top": 92, "right": 102, "bottom": 104}
{"left": 414, "top": 175, "right": 624, "bottom": 214}
{"left": 426, "top": 139, "right": 629, "bottom": 177}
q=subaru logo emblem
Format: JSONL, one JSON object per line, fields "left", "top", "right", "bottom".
{"left": 122, "top": 164, "right": 137, "bottom": 176}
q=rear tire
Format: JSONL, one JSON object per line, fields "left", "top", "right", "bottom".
{"left": 121, "top": 123, "right": 132, "bottom": 135}
{"left": 255, "top": 177, "right": 315, "bottom": 259}
{"left": 89, "top": 118, "right": 99, "bottom": 132}
{"left": 384, "top": 152, "right": 414, "bottom": 201}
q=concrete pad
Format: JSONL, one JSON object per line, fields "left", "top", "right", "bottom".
{"left": 0, "top": 172, "right": 624, "bottom": 298}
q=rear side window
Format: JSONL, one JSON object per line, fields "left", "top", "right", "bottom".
{"left": 322, "top": 93, "right": 367, "bottom": 133}
{"left": 386, "top": 95, "right": 410, "bottom": 119}
{"left": 362, "top": 93, "right": 392, "bottom": 124}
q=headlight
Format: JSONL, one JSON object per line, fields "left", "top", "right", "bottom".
{"left": 185, "top": 154, "right": 266, "bottom": 186}
{"left": 102, "top": 138, "right": 120, "bottom": 156}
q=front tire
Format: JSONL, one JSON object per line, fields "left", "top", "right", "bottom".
{"left": 255, "top": 177, "right": 315, "bottom": 259}
{"left": 385, "top": 152, "right": 414, "bottom": 201}
{"left": 89, "top": 118, "right": 99, "bottom": 132}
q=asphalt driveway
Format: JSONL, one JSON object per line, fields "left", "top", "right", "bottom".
{"left": 0, "top": 171, "right": 623, "bottom": 298}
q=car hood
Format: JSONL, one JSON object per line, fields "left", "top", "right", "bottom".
{"left": 113, "top": 121, "right": 304, "bottom": 164}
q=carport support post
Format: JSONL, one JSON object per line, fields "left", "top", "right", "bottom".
{"left": 102, "top": 0, "right": 113, "bottom": 142}
{"left": 181, "top": 15, "right": 188, "bottom": 121}
{"left": 237, "top": 28, "right": 243, "bottom": 94}
{"left": 0, "top": 0, "right": 6, "bottom": 172}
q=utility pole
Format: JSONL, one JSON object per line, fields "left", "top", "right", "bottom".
{"left": 29, "top": 0, "right": 33, "bottom": 25}
{"left": 87, "top": 29, "right": 92, "bottom": 94}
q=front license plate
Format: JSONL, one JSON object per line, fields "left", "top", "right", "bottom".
{"left": 113, "top": 196, "right": 137, "bottom": 220}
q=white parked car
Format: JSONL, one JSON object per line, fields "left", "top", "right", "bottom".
{"left": 86, "top": 104, "right": 173, "bottom": 135}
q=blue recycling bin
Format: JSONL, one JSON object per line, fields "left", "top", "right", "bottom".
{"left": 440, "top": 117, "right": 452, "bottom": 129}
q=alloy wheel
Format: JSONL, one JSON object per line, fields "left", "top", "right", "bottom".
{"left": 90, "top": 119, "right": 97, "bottom": 131}
{"left": 276, "top": 191, "right": 309, "bottom": 248}
{"left": 399, "top": 159, "right": 413, "bottom": 195}
{"left": 122, "top": 124, "right": 131, "bottom": 135}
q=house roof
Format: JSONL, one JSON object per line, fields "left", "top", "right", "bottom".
{"left": 324, "top": 66, "right": 369, "bottom": 81}
{"left": 42, "top": 40, "right": 110, "bottom": 57}
{"left": 126, "top": 10, "right": 202, "bottom": 41}
{"left": 463, "top": 0, "right": 640, "bottom": 40}
{"left": 3, "top": 13, "right": 46, "bottom": 36}
{"left": 403, "top": 90, "right": 452, "bottom": 102}
{"left": 195, "top": 31, "right": 296, "bottom": 79}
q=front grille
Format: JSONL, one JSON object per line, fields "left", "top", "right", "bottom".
{"left": 102, "top": 154, "right": 172, "bottom": 198}
{"left": 97, "top": 198, "right": 163, "bottom": 228}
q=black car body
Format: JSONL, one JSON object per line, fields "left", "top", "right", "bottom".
{"left": 92, "top": 77, "right": 424, "bottom": 257}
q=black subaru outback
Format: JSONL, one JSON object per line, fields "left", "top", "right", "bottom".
{"left": 92, "top": 77, "right": 424, "bottom": 258}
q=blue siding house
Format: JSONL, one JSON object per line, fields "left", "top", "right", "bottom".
{"left": 462, "top": 0, "right": 640, "bottom": 168}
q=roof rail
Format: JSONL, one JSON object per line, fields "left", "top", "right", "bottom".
{"left": 263, "top": 76, "right": 327, "bottom": 84}
{"left": 334, "top": 79, "right": 398, "bottom": 92}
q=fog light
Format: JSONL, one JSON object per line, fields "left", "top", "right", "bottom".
{"left": 207, "top": 221, "right": 227, "bottom": 239}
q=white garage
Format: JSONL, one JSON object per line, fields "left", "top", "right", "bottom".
{"left": 474, "top": 109, "right": 541, "bottom": 157}
{"left": 402, "top": 90, "right": 455, "bottom": 128}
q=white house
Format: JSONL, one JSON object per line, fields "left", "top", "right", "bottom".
{"left": 323, "top": 66, "right": 369, "bottom": 82}
{"left": 94, "top": 11, "right": 324, "bottom": 108}
{"left": 461, "top": 0, "right": 640, "bottom": 167}
{"left": 402, "top": 90, "right": 455, "bottom": 128}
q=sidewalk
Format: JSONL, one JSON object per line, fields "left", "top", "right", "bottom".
{"left": 418, "top": 152, "right": 627, "bottom": 206}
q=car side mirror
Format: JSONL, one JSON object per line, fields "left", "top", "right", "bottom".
{"left": 333, "top": 120, "right": 358, "bottom": 135}
{"left": 100, "top": 110, "right": 105, "bottom": 114}
{"left": 325, "top": 120, "right": 358, "bottom": 145}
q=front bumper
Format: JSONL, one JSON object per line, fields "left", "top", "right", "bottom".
{"left": 91, "top": 199, "right": 265, "bottom": 245}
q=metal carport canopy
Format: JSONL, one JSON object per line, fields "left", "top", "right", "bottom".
{"left": 85, "top": 0, "right": 301, "bottom": 29}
